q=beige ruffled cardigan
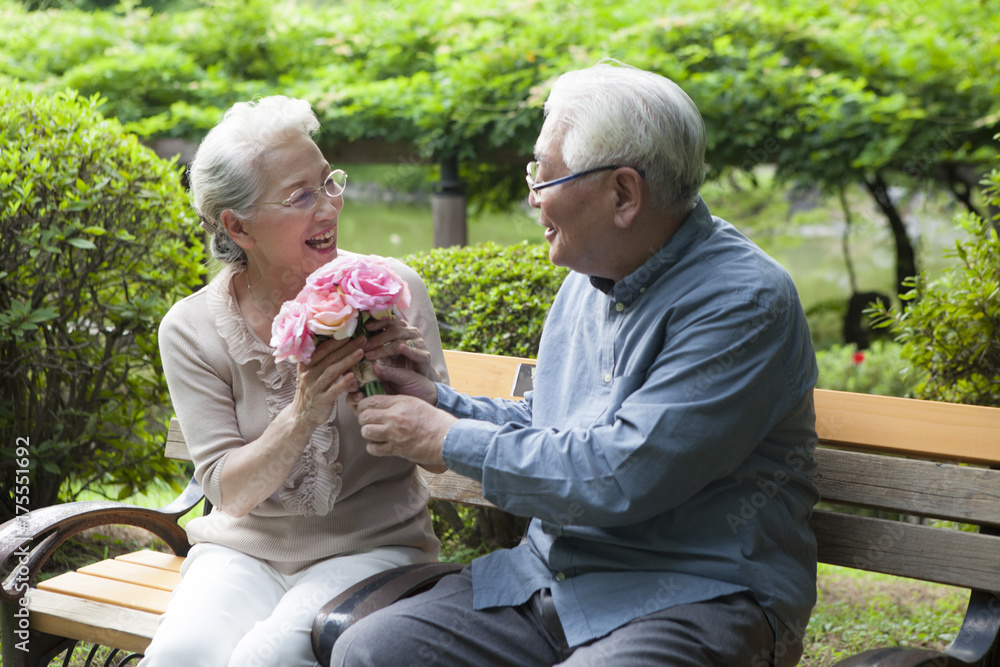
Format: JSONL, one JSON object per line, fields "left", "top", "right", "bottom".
{"left": 158, "top": 255, "right": 447, "bottom": 574}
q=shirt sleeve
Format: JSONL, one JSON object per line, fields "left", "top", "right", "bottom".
{"left": 442, "top": 291, "right": 814, "bottom": 527}
{"left": 158, "top": 297, "right": 242, "bottom": 509}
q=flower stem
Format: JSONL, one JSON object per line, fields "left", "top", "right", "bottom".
{"left": 363, "top": 381, "right": 386, "bottom": 397}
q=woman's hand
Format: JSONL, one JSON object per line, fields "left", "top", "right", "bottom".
{"left": 361, "top": 316, "right": 441, "bottom": 382}
{"left": 293, "top": 336, "right": 364, "bottom": 427}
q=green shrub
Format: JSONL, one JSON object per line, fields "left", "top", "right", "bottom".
{"left": 403, "top": 241, "right": 568, "bottom": 358}
{"left": 0, "top": 86, "right": 205, "bottom": 519}
{"left": 815, "top": 341, "right": 914, "bottom": 397}
{"left": 870, "top": 166, "right": 1000, "bottom": 407}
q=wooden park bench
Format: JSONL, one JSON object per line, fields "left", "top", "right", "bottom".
{"left": 3, "top": 349, "right": 1000, "bottom": 666}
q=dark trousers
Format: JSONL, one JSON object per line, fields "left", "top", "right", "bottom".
{"left": 330, "top": 567, "right": 799, "bottom": 667}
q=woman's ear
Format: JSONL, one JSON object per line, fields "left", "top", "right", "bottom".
{"left": 221, "top": 210, "right": 256, "bottom": 250}
{"left": 612, "top": 167, "right": 644, "bottom": 230}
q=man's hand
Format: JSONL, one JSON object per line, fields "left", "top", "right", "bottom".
{"left": 355, "top": 394, "right": 457, "bottom": 470}
{"left": 370, "top": 360, "right": 439, "bottom": 404}
{"left": 361, "top": 317, "right": 441, "bottom": 382}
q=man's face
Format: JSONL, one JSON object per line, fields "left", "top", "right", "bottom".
{"left": 530, "top": 117, "right": 617, "bottom": 277}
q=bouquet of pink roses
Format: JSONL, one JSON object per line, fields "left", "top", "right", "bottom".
{"left": 270, "top": 254, "right": 411, "bottom": 396}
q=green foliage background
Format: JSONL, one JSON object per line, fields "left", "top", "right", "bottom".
{"left": 814, "top": 341, "right": 914, "bottom": 397}
{"left": 1, "top": 0, "right": 997, "bottom": 210}
{"left": 1, "top": 0, "right": 999, "bottom": 511}
{"left": 872, "top": 166, "right": 1000, "bottom": 407}
{"left": 0, "top": 86, "right": 206, "bottom": 518}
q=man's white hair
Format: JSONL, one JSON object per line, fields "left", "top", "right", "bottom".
{"left": 544, "top": 61, "right": 706, "bottom": 216}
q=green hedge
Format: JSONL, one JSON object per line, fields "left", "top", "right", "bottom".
{"left": 404, "top": 242, "right": 568, "bottom": 358}
{"left": 0, "top": 85, "right": 205, "bottom": 517}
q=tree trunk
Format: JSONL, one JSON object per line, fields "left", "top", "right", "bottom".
{"left": 864, "top": 174, "right": 918, "bottom": 304}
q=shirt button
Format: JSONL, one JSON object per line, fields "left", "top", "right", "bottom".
{"left": 615, "top": 302, "right": 625, "bottom": 312}
{"left": 556, "top": 572, "right": 566, "bottom": 582}
{"left": 603, "top": 372, "right": 612, "bottom": 383}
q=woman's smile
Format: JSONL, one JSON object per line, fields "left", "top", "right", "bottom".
{"left": 306, "top": 226, "right": 337, "bottom": 252}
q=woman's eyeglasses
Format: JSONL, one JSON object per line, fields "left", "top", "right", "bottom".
{"left": 255, "top": 169, "right": 348, "bottom": 210}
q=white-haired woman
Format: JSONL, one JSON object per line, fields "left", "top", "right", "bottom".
{"left": 139, "top": 96, "right": 447, "bottom": 667}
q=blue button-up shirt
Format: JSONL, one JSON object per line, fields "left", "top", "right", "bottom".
{"left": 438, "top": 199, "right": 819, "bottom": 647}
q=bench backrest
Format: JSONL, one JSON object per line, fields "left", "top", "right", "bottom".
{"left": 165, "top": 350, "right": 1000, "bottom": 592}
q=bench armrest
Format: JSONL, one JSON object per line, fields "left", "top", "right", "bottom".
{"left": 311, "top": 562, "right": 464, "bottom": 666}
{"left": 0, "top": 478, "right": 204, "bottom": 602}
{"left": 834, "top": 649, "right": 963, "bottom": 666}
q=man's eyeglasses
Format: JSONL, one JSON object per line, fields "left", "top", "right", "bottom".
{"left": 525, "top": 162, "right": 621, "bottom": 193}
{"left": 254, "top": 168, "right": 348, "bottom": 210}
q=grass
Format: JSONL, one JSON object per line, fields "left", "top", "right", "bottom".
{"left": 801, "top": 564, "right": 966, "bottom": 666}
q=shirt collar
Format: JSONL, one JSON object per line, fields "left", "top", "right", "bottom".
{"left": 589, "top": 198, "right": 712, "bottom": 305}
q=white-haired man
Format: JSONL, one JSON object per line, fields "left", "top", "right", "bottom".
{"left": 337, "top": 62, "right": 819, "bottom": 667}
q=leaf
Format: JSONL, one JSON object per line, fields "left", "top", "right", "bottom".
{"left": 67, "top": 237, "right": 97, "bottom": 250}
{"left": 28, "top": 308, "right": 60, "bottom": 324}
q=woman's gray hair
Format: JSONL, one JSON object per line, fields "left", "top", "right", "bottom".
{"left": 189, "top": 95, "right": 321, "bottom": 264}
{"left": 544, "top": 61, "right": 706, "bottom": 216}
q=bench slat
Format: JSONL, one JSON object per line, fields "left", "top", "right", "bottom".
{"left": 37, "top": 571, "right": 172, "bottom": 615}
{"left": 27, "top": 588, "right": 157, "bottom": 654}
{"left": 78, "top": 559, "right": 182, "bottom": 592}
{"left": 164, "top": 417, "right": 191, "bottom": 461}
{"left": 812, "top": 509, "right": 1000, "bottom": 591}
{"left": 116, "top": 549, "right": 185, "bottom": 572}
{"left": 815, "top": 448, "right": 1000, "bottom": 526}
{"left": 419, "top": 469, "right": 495, "bottom": 508}
{"left": 815, "top": 389, "right": 1000, "bottom": 465}
{"left": 442, "top": 350, "right": 535, "bottom": 401}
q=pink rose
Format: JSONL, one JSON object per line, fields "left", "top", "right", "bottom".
{"left": 303, "top": 287, "right": 358, "bottom": 339}
{"left": 306, "top": 257, "right": 359, "bottom": 295}
{"left": 270, "top": 297, "right": 316, "bottom": 363}
{"left": 327, "top": 255, "right": 411, "bottom": 319}
{"left": 270, "top": 255, "right": 411, "bottom": 366}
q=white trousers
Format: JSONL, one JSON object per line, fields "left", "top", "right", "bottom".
{"left": 139, "top": 543, "right": 432, "bottom": 667}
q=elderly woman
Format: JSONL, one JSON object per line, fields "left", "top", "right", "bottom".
{"left": 139, "top": 96, "right": 447, "bottom": 667}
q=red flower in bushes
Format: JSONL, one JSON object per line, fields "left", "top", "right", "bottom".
{"left": 852, "top": 351, "right": 866, "bottom": 366}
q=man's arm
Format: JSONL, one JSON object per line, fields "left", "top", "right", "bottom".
{"left": 364, "top": 294, "right": 814, "bottom": 526}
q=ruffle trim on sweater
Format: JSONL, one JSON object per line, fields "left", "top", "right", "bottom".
{"left": 204, "top": 265, "right": 343, "bottom": 516}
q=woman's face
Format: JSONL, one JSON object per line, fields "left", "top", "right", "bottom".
{"left": 242, "top": 133, "right": 344, "bottom": 286}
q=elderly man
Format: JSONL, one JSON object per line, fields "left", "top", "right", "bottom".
{"left": 336, "top": 62, "right": 818, "bottom": 667}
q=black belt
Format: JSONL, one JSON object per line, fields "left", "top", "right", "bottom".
{"left": 529, "top": 588, "right": 568, "bottom": 648}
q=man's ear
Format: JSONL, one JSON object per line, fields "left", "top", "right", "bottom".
{"left": 221, "top": 209, "right": 256, "bottom": 250}
{"left": 612, "top": 167, "right": 644, "bottom": 230}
